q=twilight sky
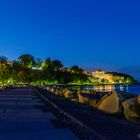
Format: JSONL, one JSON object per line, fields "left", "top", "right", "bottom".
{"left": 0, "top": 0, "right": 140, "bottom": 79}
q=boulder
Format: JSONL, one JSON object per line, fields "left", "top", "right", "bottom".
{"left": 57, "top": 88, "right": 63, "bottom": 96}
{"left": 89, "top": 100, "right": 97, "bottom": 107}
{"left": 97, "top": 91, "right": 119, "bottom": 113}
{"left": 54, "top": 88, "right": 60, "bottom": 95}
{"left": 122, "top": 96, "right": 140, "bottom": 120}
{"left": 80, "top": 90, "right": 91, "bottom": 94}
{"left": 50, "top": 87, "right": 55, "bottom": 93}
{"left": 77, "top": 91, "right": 90, "bottom": 104}
{"left": 63, "top": 89, "right": 74, "bottom": 98}
{"left": 137, "top": 96, "right": 140, "bottom": 104}
{"left": 96, "top": 94, "right": 109, "bottom": 107}
{"left": 61, "top": 89, "right": 67, "bottom": 96}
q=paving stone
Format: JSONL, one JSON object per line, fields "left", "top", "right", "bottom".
{"left": 0, "top": 88, "right": 78, "bottom": 140}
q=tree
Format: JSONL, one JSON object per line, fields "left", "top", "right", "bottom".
{"left": 18, "top": 71, "right": 29, "bottom": 84}
{"left": 41, "top": 61, "right": 47, "bottom": 70}
{"left": 0, "top": 63, "right": 11, "bottom": 85}
{"left": 0, "top": 56, "right": 8, "bottom": 64}
{"left": 101, "top": 78, "right": 105, "bottom": 84}
{"left": 70, "top": 65, "right": 83, "bottom": 73}
{"left": 11, "top": 61, "right": 23, "bottom": 83}
{"left": 45, "top": 57, "right": 52, "bottom": 66}
{"left": 41, "top": 57, "right": 52, "bottom": 70}
{"left": 42, "top": 58, "right": 63, "bottom": 72}
{"left": 126, "top": 77, "right": 134, "bottom": 84}
{"left": 11, "top": 61, "right": 32, "bottom": 84}
{"left": 55, "top": 71, "right": 72, "bottom": 84}
{"left": 52, "top": 60, "right": 63, "bottom": 71}
{"left": 18, "top": 54, "right": 36, "bottom": 68}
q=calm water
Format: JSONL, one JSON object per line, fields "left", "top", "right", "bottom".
{"left": 70, "top": 84, "right": 140, "bottom": 95}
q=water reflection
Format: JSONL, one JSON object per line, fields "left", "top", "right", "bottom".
{"left": 119, "top": 85, "right": 124, "bottom": 91}
{"left": 82, "top": 85, "right": 121, "bottom": 92}
{"left": 69, "top": 84, "right": 140, "bottom": 95}
{"left": 93, "top": 85, "right": 115, "bottom": 92}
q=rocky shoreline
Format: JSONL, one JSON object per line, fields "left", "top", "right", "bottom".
{"left": 41, "top": 85, "right": 140, "bottom": 121}
{"left": 38, "top": 86, "right": 140, "bottom": 140}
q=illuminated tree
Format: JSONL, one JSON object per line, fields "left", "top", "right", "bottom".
{"left": 126, "top": 77, "right": 134, "bottom": 84}
{"left": 0, "top": 63, "right": 11, "bottom": 85}
{"left": 41, "top": 57, "right": 52, "bottom": 70}
{"left": 11, "top": 61, "right": 23, "bottom": 83}
{"left": 18, "top": 54, "right": 36, "bottom": 68}
{"left": 18, "top": 71, "right": 28, "bottom": 83}
{"left": 40, "top": 61, "right": 47, "bottom": 70}
{"left": 10, "top": 61, "right": 32, "bottom": 84}
{"left": 101, "top": 79, "right": 105, "bottom": 84}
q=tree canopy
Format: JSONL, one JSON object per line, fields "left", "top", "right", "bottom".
{"left": 18, "top": 54, "right": 36, "bottom": 68}
{"left": 0, "top": 54, "right": 135, "bottom": 86}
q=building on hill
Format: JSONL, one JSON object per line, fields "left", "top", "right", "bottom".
{"left": 91, "top": 70, "right": 114, "bottom": 83}
{"left": 91, "top": 70, "right": 133, "bottom": 84}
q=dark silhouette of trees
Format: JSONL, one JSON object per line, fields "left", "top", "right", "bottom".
{"left": 70, "top": 65, "right": 83, "bottom": 73}
{"left": 0, "top": 56, "right": 8, "bottom": 64}
{"left": 18, "top": 54, "right": 36, "bottom": 68}
{"left": 54, "top": 71, "right": 73, "bottom": 84}
{"left": 52, "top": 60, "right": 63, "bottom": 71}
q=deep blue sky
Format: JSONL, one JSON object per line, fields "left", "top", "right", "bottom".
{"left": 0, "top": 0, "right": 140, "bottom": 79}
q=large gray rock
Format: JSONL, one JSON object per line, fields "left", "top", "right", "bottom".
{"left": 96, "top": 94, "right": 109, "bottom": 108}
{"left": 97, "top": 92, "right": 119, "bottom": 114}
{"left": 77, "top": 90, "right": 92, "bottom": 104}
{"left": 137, "top": 95, "right": 140, "bottom": 104}
{"left": 63, "top": 89, "right": 74, "bottom": 98}
{"left": 77, "top": 92, "right": 90, "bottom": 104}
{"left": 122, "top": 95, "right": 140, "bottom": 120}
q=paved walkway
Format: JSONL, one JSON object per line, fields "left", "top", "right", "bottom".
{"left": 0, "top": 87, "right": 78, "bottom": 140}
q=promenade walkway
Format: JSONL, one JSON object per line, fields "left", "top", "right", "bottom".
{"left": 0, "top": 87, "right": 77, "bottom": 140}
